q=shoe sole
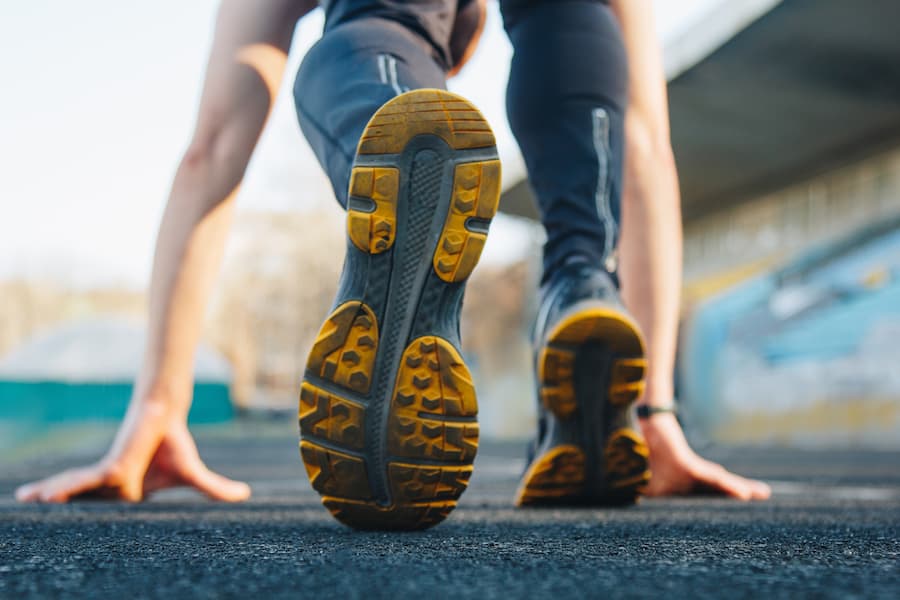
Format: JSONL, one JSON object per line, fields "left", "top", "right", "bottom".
{"left": 299, "top": 89, "right": 500, "bottom": 530}
{"left": 515, "top": 305, "right": 651, "bottom": 507}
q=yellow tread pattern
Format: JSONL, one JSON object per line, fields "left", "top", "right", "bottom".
{"left": 515, "top": 445, "right": 586, "bottom": 506}
{"left": 357, "top": 90, "right": 495, "bottom": 155}
{"left": 433, "top": 160, "right": 501, "bottom": 282}
{"left": 538, "top": 307, "right": 647, "bottom": 416}
{"left": 515, "top": 431, "right": 651, "bottom": 507}
{"left": 318, "top": 336, "right": 479, "bottom": 530}
{"left": 347, "top": 167, "right": 399, "bottom": 254}
{"left": 604, "top": 429, "right": 651, "bottom": 491}
{"left": 389, "top": 463, "right": 473, "bottom": 503}
{"left": 301, "top": 332, "right": 479, "bottom": 530}
{"left": 538, "top": 346, "right": 578, "bottom": 418}
{"left": 388, "top": 337, "right": 479, "bottom": 463}
{"left": 321, "top": 497, "right": 457, "bottom": 532}
{"left": 300, "top": 440, "right": 373, "bottom": 500}
{"left": 306, "top": 302, "right": 378, "bottom": 395}
{"left": 519, "top": 306, "right": 650, "bottom": 507}
{"left": 299, "top": 383, "right": 365, "bottom": 450}
{"left": 610, "top": 358, "right": 649, "bottom": 407}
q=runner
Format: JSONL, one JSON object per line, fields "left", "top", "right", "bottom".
{"left": 15, "top": 1, "right": 769, "bottom": 528}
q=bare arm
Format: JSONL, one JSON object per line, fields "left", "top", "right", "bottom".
{"left": 17, "top": 0, "right": 316, "bottom": 503}
{"left": 610, "top": 0, "right": 769, "bottom": 500}
{"left": 122, "top": 0, "right": 313, "bottom": 462}
{"left": 610, "top": 0, "right": 681, "bottom": 411}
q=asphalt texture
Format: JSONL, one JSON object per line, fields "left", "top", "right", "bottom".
{"left": 1, "top": 421, "right": 898, "bottom": 599}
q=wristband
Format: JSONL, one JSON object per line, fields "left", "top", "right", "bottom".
{"left": 636, "top": 404, "right": 677, "bottom": 419}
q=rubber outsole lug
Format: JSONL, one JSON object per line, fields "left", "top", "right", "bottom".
{"left": 356, "top": 91, "right": 496, "bottom": 155}
{"left": 515, "top": 445, "right": 586, "bottom": 506}
{"left": 305, "top": 301, "right": 379, "bottom": 395}
{"left": 388, "top": 336, "right": 479, "bottom": 463}
{"left": 348, "top": 167, "right": 399, "bottom": 254}
{"left": 433, "top": 160, "right": 501, "bottom": 282}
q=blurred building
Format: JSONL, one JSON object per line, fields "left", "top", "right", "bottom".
{"left": 500, "top": 0, "right": 900, "bottom": 447}
{"left": 0, "top": 209, "right": 541, "bottom": 440}
{"left": 0, "top": 280, "right": 144, "bottom": 358}
{"left": 0, "top": 318, "right": 232, "bottom": 449}
{"left": 4, "top": 0, "right": 896, "bottom": 447}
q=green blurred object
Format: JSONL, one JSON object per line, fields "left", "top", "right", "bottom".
{"left": 0, "top": 318, "right": 235, "bottom": 451}
{"left": 0, "top": 380, "right": 232, "bottom": 424}
{"left": 0, "top": 381, "right": 233, "bottom": 452}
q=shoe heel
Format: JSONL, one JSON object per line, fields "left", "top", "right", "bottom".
{"left": 521, "top": 305, "right": 651, "bottom": 507}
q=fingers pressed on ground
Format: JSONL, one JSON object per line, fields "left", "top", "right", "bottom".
{"left": 29, "top": 468, "right": 104, "bottom": 503}
{"left": 749, "top": 479, "right": 773, "bottom": 500}
{"left": 713, "top": 466, "right": 772, "bottom": 501}
{"left": 15, "top": 483, "right": 39, "bottom": 503}
{"left": 186, "top": 466, "right": 251, "bottom": 502}
{"left": 695, "top": 461, "right": 757, "bottom": 501}
{"left": 142, "top": 471, "right": 177, "bottom": 495}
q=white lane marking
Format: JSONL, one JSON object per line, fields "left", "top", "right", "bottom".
{"left": 770, "top": 481, "right": 900, "bottom": 501}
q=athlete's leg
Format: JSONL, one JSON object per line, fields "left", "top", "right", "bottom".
{"left": 294, "top": 17, "right": 448, "bottom": 206}
{"left": 502, "top": 0, "right": 650, "bottom": 507}
{"left": 292, "top": 7, "right": 501, "bottom": 530}
{"left": 502, "top": 0, "right": 628, "bottom": 280}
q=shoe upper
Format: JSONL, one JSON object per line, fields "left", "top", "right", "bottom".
{"left": 533, "top": 256, "right": 623, "bottom": 348}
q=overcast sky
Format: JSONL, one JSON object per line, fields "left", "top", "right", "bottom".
{"left": 0, "top": 0, "right": 724, "bottom": 288}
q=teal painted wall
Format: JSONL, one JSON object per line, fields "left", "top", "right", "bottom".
{"left": 0, "top": 380, "right": 232, "bottom": 432}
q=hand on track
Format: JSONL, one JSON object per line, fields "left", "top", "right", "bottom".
{"left": 640, "top": 412, "right": 771, "bottom": 500}
{"left": 15, "top": 423, "right": 250, "bottom": 503}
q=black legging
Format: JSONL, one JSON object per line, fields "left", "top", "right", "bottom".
{"left": 295, "top": 0, "right": 627, "bottom": 280}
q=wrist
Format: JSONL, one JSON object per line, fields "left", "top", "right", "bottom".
{"left": 637, "top": 409, "right": 680, "bottom": 434}
{"left": 100, "top": 391, "right": 178, "bottom": 470}
{"left": 637, "top": 408, "right": 678, "bottom": 445}
{"left": 638, "top": 379, "right": 674, "bottom": 409}
{"left": 636, "top": 403, "right": 676, "bottom": 420}
{"left": 134, "top": 376, "right": 196, "bottom": 425}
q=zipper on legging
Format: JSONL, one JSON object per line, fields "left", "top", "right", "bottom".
{"left": 592, "top": 107, "right": 616, "bottom": 268}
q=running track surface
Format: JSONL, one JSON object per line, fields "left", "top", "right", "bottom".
{"left": 1, "top": 423, "right": 898, "bottom": 598}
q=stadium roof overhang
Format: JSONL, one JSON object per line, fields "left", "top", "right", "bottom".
{"left": 499, "top": 0, "right": 900, "bottom": 223}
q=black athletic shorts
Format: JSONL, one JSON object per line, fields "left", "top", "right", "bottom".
{"left": 319, "top": 0, "right": 482, "bottom": 70}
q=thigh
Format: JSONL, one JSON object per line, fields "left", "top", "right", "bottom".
{"left": 500, "top": 0, "right": 628, "bottom": 274}
{"left": 500, "top": 0, "right": 610, "bottom": 27}
{"left": 294, "top": 16, "right": 449, "bottom": 205}
{"left": 502, "top": 0, "right": 626, "bottom": 106}
{"left": 448, "top": 0, "right": 485, "bottom": 74}
{"left": 321, "top": 0, "right": 462, "bottom": 69}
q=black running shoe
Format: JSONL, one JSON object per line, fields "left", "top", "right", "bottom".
{"left": 298, "top": 89, "right": 501, "bottom": 530}
{"left": 515, "top": 258, "right": 650, "bottom": 507}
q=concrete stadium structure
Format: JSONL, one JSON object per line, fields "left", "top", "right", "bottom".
{"left": 499, "top": 0, "right": 900, "bottom": 447}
